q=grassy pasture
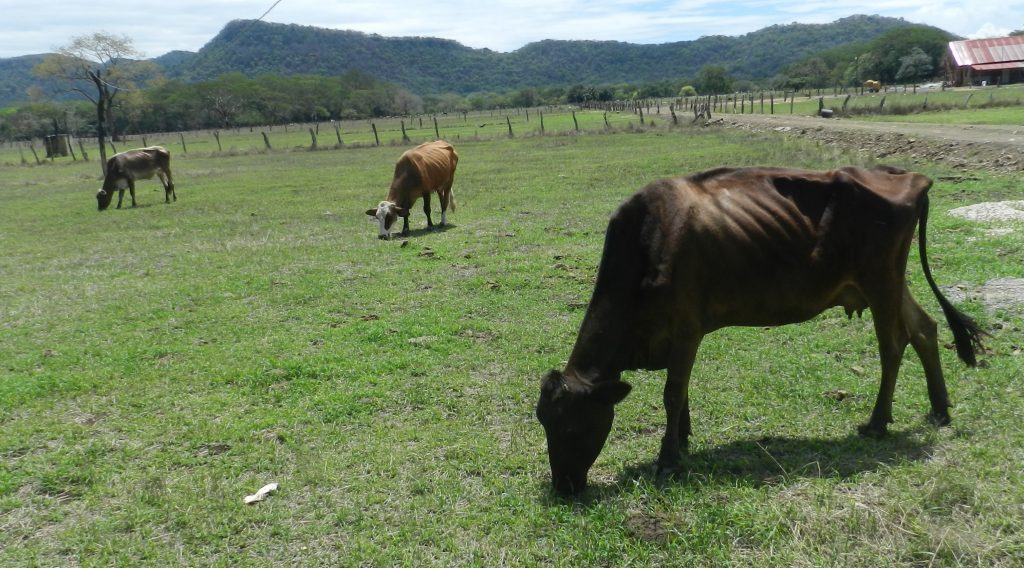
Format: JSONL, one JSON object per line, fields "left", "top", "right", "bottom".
{"left": 685, "top": 84, "right": 1024, "bottom": 123}
{"left": 2, "top": 119, "right": 1023, "bottom": 566}
{"left": 0, "top": 108, "right": 644, "bottom": 167}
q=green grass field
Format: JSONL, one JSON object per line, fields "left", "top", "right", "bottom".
{"left": 2, "top": 118, "right": 1023, "bottom": 566}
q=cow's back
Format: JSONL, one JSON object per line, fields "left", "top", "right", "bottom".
{"left": 626, "top": 166, "right": 932, "bottom": 329}
{"left": 395, "top": 141, "right": 457, "bottom": 192}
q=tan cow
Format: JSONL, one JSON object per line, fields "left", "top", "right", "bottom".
{"left": 536, "top": 166, "right": 985, "bottom": 494}
{"left": 366, "top": 140, "right": 458, "bottom": 239}
{"left": 97, "top": 146, "right": 175, "bottom": 211}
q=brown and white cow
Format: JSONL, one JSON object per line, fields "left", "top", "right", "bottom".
{"left": 97, "top": 146, "right": 175, "bottom": 211}
{"left": 536, "top": 166, "right": 985, "bottom": 494}
{"left": 366, "top": 140, "right": 458, "bottom": 239}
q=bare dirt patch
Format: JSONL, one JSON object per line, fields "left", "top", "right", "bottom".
{"left": 948, "top": 201, "right": 1024, "bottom": 222}
{"left": 979, "top": 278, "right": 1024, "bottom": 312}
{"left": 697, "top": 113, "right": 1024, "bottom": 173}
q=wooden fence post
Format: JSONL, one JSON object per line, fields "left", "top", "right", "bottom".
{"left": 179, "top": 133, "right": 187, "bottom": 154}
{"left": 433, "top": 117, "right": 440, "bottom": 140}
{"left": 308, "top": 127, "right": 318, "bottom": 150}
{"left": 539, "top": 111, "right": 545, "bottom": 134}
{"left": 372, "top": 123, "right": 380, "bottom": 146}
{"left": 262, "top": 131, "right": 272, "bottom": 150}
{"left": 142, "top": 136, "right": 148, "bottom": 147}
{"left": 506, "top": 116, "right": 514, "bottom": 137}
{"left": 29, "top": 143, "right": 41, "bottom": 164}
{"left": 401, "top": 120, "right": 410, "bottom": 142}
{"left": 963, "top": 93, "right": 973, "bottom": 108}
{"left": 78, "top": 139, "right": 89, "bottom": 161}
{"left": 213, "top": 131, "right": 222, "bottom": 152}
{"left": 67, "top": 138, "right": 77, "bottom": 161}
{"left": 334, "top": 123, "right": 343, "bottom": 145}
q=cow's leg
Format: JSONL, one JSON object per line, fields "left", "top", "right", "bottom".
{"left": 128, "top": 180, "right": 137, "bottom": 207}
{"left": 158, "top": 171, "right": 173, "bottom": 203}
{"left": 422, "top": 192, "right": 434, "bottom": 230}
{"left": 439, "top": 183, "right": 453, "bottom": 226}
{"left": 658, "top": 336, "right": 701, "bottom": 472}
{"left": 860, "top": 293, "right": 910, "bottom": 438}
{"left": 902, "top": 287, "right": 952, "bottom": 425}
{"left": 165, "top": 168, "right": 176, "bottom": 202}
{"left": 116, "top": 187, "right": 125, "bottom": 209}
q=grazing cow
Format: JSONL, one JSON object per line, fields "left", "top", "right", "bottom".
{"left": 536, "top": 166, "right": 985, "bottom": 494}
{"left": 97, "top": 146, "right": 175, "bottom": 211}
{"left": 366, "top": 140, "right": 458, "bottom": 239}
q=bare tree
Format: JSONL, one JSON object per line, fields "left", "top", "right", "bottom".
{"left": 34, "top": 32, "right": 155, "bottom": 174}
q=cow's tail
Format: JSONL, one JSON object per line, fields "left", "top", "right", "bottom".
{"left": 447, "top": 187, "right": 457, "bottom": 212}
{"left": 918, "top": 194, "right": 985, "bottom": 366}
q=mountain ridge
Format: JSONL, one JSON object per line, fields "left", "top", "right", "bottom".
{"left": 0, "top": 14, "right": 945, "bottom": 106}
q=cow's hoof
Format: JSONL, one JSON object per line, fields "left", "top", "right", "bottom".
{"left": 926, "top": 410, "right": 952, "bottom": 427}
{"left": 857, "top": 422, "right": 888, "bottom": 439}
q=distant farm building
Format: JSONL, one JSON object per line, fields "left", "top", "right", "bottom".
{"left": 947, "top": 36, "right": 1024, "bottom": 86}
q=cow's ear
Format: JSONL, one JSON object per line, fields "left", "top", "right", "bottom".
{"left": 365, "top": 208, "right": 378, "bottom": 216}
{"left": 395, "top": 206, "right": 409, "bottom": 217}
{"left": 591, "top": 380, "right": 631, "bottom": 405}
{"left": 541, "top": 370, "right": 564, "bottom": 393}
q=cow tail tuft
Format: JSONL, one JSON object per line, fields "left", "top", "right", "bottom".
{"left": 448, "top": 188, "right": 456, "bottom": 212}
{"left": 918, "top": 195, "right": 986, "bottom": 366}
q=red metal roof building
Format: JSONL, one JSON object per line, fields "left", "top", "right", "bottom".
{"left": 947, "top": 36, "right": 1024, "bottom": 86}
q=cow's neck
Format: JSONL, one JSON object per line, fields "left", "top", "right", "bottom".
{"left": 564, "top": 296, "right": 628, "bottom": 384}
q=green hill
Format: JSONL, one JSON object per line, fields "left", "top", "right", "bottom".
{"left": 1, "top": 14, "right": 936, "bottom": 107}
{"left": 167, "top": 15, "right": 918, "bottom": 93}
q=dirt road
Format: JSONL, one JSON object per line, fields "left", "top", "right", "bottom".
{"left": 695, "top": 112, "right": 1024, "bottom": 173}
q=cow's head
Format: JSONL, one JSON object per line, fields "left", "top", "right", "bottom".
{"left": 365, "top": 201, "right": 408, "bottom": 239}
{"left": 536, "top": 370, "right": 632, "bottom": 494}
{"left": 96, "top": 188, "right": 113, "bottom": 211}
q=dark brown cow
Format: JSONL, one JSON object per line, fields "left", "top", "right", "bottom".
{"left": 366, "top": 140, "right": 458, "bottom": 239}
{"left": 536, "top": 166, "right": 984, "bottom": 494}
{"left": 97, "top": 146, "right": 175, "bottom": 211}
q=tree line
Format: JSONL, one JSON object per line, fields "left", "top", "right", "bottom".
{"left": 0, "top": 23, "right": 1002, "bottom": 146}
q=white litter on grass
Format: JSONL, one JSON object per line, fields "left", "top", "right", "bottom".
{"left": 948, "top": 201, "right": 1024, "bottom": 222}
{"left": 244, "top": 482, "right": 279, "bottom": 505}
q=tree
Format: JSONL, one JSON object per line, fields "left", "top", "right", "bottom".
{"left": 34, "top": 33, "right": 155, "bottom": 174}
{"left": 895, "top": 47, "right": 934, "bottom": 83}
{"left": 694, "top": 65, "right": 733, "bottom": 95}
{"left": 843, "top": 52, "right": 881, "bottom": 86}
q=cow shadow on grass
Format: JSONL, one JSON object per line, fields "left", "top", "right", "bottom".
{"left": 544, "top": 425, "right": 939, "bottom": 504}
{"left": 397, "top": 223, "right": 456, "bottom": 240}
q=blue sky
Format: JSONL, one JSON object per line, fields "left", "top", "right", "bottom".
{"left": 1, "top": 1, "right": 1021, "bottom": 59}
